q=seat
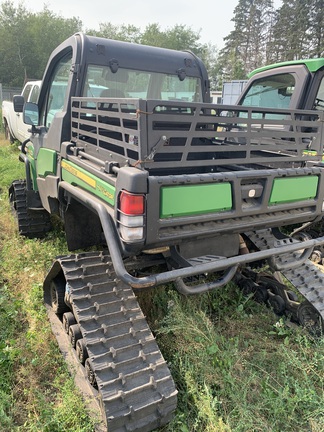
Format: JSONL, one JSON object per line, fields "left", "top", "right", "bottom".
{"left": 100, "top": 88, "right": 125, "bottom": 98}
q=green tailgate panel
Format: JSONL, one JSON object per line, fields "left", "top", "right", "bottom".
{"left": 160, "top": 183, "right": 232, "bottom": 218}
{"left": 269, "top": 176, "right": 318, "bottom": 205}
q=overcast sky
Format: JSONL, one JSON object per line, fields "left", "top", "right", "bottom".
{"left": 11, "top": 0, "right": 282, "bottom": 49}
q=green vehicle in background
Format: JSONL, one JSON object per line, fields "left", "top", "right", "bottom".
{"left": 239, "top": 58, "right": 324, "bottom": 118}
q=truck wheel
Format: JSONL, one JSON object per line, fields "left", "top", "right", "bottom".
{"left": 9, "top": 179, "right": 52, "bottom": 238}
{"left": 4, "top": 121, "right": 15, "bottom": 143}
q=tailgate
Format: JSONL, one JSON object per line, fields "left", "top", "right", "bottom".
{"left": 145, "top": 167, "right": 324, "bottom": 246}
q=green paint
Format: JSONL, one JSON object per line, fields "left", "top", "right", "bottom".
{"left": 248, "top": 58, "right": 324, "bottom": 78}
{"left": 37, "top": 148, "right": 57, "bottom": 177}
{"left": 61, "top": 159, "right": 115, "bottom": 206}
{"left": 160, "top": 182, "right": 232, "bottom": 218}
{"left": 269, "top": 176, "right": 318, "bottom": 205}
{"left": 26, "top": 143, "right": 37, "bottom": 191}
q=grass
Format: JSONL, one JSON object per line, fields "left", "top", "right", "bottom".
{"left": 0, "top": 134, "right": 96, "bottom": 431}
{"left": 148, "top": 288, "right": 324, "bottom": 431}
{"left": 0, "top": 131, "right": 324, "bottom": 431}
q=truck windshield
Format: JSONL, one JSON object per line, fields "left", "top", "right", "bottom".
{"left": 83, "top": 65, "right": 202, "bottom": 102}
{"left": 241, "top": 73, "right": 295, "bottom": 110}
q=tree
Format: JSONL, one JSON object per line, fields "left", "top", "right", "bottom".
{"left": 140, "top": 23, "right": 167, "bottom": 47}
{"left": 271, "top": 0, "right": 311, "bottom": 61}
{"left": 309, "top": 0, "right": 324, "bottom": 57}
{"left": 218, "top": 0, "right": 275, "bottom": 81}
{"left": 0, "top": 1, "right": 32, "bottom": 86}
{"left": 27, "top": 7, "right": 82, "bottom": 79}
{"left": 0, "top": 1, "right": 82, "bottom": 87}
{"left": 89, "top": 22, "right": 141, "bottom": 43}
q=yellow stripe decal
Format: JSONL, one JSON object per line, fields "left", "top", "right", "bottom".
{"left": 61, "top": 160, "right": 96, "bottom": 188}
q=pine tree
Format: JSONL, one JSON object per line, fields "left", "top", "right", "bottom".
{"left": 309, "top": 0, "right": 324, "bottom": 57}
{"left": 271, "top": 0, "right": 312, "bottom": 61}
{"left": 219, "top": 0, "right": 275, "bottom": 80}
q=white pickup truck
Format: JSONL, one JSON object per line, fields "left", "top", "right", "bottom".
{"left": 2, "top": 80, "right": 41, "bottom": 143}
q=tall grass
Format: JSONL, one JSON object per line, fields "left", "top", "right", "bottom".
{"left": 0, "top": 134, "right": 323, "bottom": 431}
{"left": 0, "top": 135, "right": 96, "bottom": 431}
{"left": 143, "top": 287, "right": 324, "bottom": 431}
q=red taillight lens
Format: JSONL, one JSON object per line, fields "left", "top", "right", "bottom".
{"left": 120, "top": 191, "right": 144, "bottom": 215}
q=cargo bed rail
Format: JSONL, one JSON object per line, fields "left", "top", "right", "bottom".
{"left": 71, "top": 97, "right": 324, "bottom": 173}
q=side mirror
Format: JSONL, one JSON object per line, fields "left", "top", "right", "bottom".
{"left": 23, "top": 102, "right": 39, "bottom": 126}
{"left": 13, "top": 95, "right": 25, "bottom": 113}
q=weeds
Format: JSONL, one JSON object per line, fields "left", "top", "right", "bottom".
{"left": 146, "top": 285, "right": 324, "bottom": 432}
{"left": 0, "top": 135, "right": 94, "bottom": 431}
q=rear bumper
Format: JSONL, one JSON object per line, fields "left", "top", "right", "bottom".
{"left": 59, "top": 181, "right": 324, "bottom": 293}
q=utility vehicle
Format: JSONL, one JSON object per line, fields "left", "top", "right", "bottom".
{"left": 9, "top": 34, "right": 324, "bottom": 431}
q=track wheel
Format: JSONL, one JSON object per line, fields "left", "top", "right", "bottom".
{"left": 76, "top": 339, "right": 89, "bottom": 365}
{"left": 85, "top": 358, "right": 97, "bottom": 389}
{"left": 297, "top": 301, "right": 323, "bottom": 335}
{"left": 62, "top": 312, "right": 76, "bottom": 333}
{"left": 69, "top": 324, "right": 82, "bottom": 348}
{"left": 268, "top": 294, "right": 286, "bottom": 315}
{"left": 50, "top": 278, "right": 70, "bottom": 314}
{"left": 254, "top": 286, "right": 269, "bottom": 304}
{"left": 237, "top": 278, "right": 257, "bottom": 296}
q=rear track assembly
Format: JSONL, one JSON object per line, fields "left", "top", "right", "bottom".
{"left": 44, "top": 251, "right": 177, "bottom": 432}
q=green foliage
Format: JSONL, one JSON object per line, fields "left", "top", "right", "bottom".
{"left": 270, "top": 0, "right": 312, "bottom": 62}
{"left": 0, "top": 1, "right": 82, "bottom": 86}
{"left": 0, "top": 136, "right": 94, "bottom": 431}
{"left": 89, "top": 22, "right": 142, "bottom": 43}
{"left": 218, "top": 0, "right": 275, "bottom": 82}
{"left": 0, "top": 2, "right": 219, "bottom": 89}
{"left": 218, "top": 0, "right": 324, "bottom": 83}
{"left": 138, "top": 283, "right": 324, "bottom": 432}
{"left": 0, "top": 0, "right": 322, "bottom": 92}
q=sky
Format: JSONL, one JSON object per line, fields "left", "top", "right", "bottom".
{"left": 11, "top": 0, "right": 282, "bottom": 49}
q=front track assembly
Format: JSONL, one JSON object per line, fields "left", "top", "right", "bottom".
{"left": 9, "top": 179, "right": 51, "bottom": 238}
{"left": 44, "top": 251, "right": 177, "bottom": 432}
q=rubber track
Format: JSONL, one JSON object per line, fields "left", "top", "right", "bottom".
{"left": 246, "top": 229, "right": 324, "bottom": 321}
{"left": 56, "top": 251, "right": 178, "bottom": 432}
{"left": 10, "top": 179, "right": 51, "bottom": 238}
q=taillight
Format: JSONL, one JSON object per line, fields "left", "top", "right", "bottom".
{"left": 118, "top": 191, "right": 145, "bottom": 242}
{"left": 120, "top": 191, "right": 144, "bottom": 215}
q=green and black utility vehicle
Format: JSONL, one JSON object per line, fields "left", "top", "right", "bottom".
{"left": 238, "top": 57, "right": 324, "bottom": 115}
{"left": 9, "top": 34, "right": 324, "bottom": 431}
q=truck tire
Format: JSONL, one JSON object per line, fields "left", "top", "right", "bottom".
{"left": 4, "top": 120, "right": 15, "bottom": 144}
{"left": 9, "top": 179, "right": 52, "bottom": 238}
